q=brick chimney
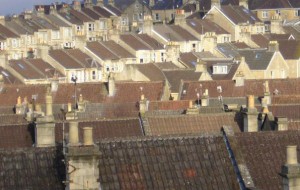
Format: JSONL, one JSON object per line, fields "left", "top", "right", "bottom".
{"left": 243, "top": 95, "right": 259, "bottom": 132}
{"left": 239, "top": 0, "right": 248, "bottom": 9}
{"left": 35, "top": 93, "right": 55, "bottom": 147}
{"left": 268, "top": 41, "right": 279, "bottom": 52}
{"left": 66, "top": 126, "right": 100, "bottom": 190}
{"left": 281, "top": 145, "right": 300, "bottom": 190}
{"left": 96, "top": 0, "right": 104, "bottom": 6}
{"left": 143, "top": 14, "right": 153, "bottom": 35}
{"left": 73, "top": 0, "right": 81, "bottom": 10}
{"left": 175, "top": 9, "right": 186, "bottom": 25}
{"left": 83, "top": 0, "right": 93, "bottom": 8}
{"left": 108, "top": 0, "right": 114, "bottom": 6}
{"left": 211, "top": 0, "right": 220, "bottom": 8}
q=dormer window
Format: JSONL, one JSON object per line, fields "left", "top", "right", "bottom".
{"left": 213, "top": 65, "right": 228, "bottom": 74}
{"left": 262, "top": 11, "right": 268, "bottom": 18}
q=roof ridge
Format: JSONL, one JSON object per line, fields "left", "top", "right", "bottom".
{"left": 62, "top": 49, "right": 87, "bottom": 68}
{"left": 131, "top": 34, "right": 153, "bottom": 50}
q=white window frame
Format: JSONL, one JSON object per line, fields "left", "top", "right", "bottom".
{"left": 262, "top": 11, "right": 269, "bottom": 18}
{"left": 88, "top": 23, "right": 95, "bottom": 31}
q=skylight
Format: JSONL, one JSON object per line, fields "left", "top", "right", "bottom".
{"left": 190, "top": 21, "right": 196, "bottom": 27}
{"left": 1, "top": 71, "right": 9, "bottom": 77}
{"left": 17, "top": 63, "right": 25, "bottom": 70}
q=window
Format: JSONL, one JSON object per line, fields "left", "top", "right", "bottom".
{"left": 88, "top": 23, "right": 95, "bottom": 31}
{"left": 138, "top": 13, "right": 143, "bottom": 21}
{"left": 213, "top": 65, "right": 228, "bottom": 74}
{"left": 262, "top": 11, "right": 268, "bottom": 18}
{"left": 192, "top": 43, "right": 196, "bottom": 51}
{"left": 12, "top": 39, "right": 18, "bottom": 48}
{"left": 265, "top": 24, "right": 270, "bottom": 32}
{"left": 99, "top": 21, "right": 107, "bottom": 29}
{"left": 276, "top": 10, "right": 281, "bottom": 15}
{"left": 121, "top": 17, "right": 128, "bottom": 25}
{"left": 270, "top": 71, "right": 274, "bottom": 79}
{"left": 140, "top": 58, "right": 143, "bottom": 63}
{"left": 155, "top": 13, "right": 160, "bottom": 21}
{"left": 223, "top": 36, "right": 230, "bottom": 42}
{"left": 0, "top": 42, "right": 4, "bottom": 50}
{"left": 92, "top": 70, "right": 96, "bottom": 80}
{"left": 51, "top": 31, "right": 60, "bottom": 40}
{"left": 295, "top": 10, "right": 300, "bottom": 16}
{"left": 161, "top": 52, "right": 164, "bottom": 62}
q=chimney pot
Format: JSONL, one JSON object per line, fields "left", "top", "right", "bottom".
{"left": 247, "top": 95, "right": 255, "bottom": 109}
{"left": 45, "top": 94, "right": 53, "bottom": 116}
{"left": 189, "top": 100, "right": 193, "bottom": 108}
{"left": 83, "top": 127, "right": 93, "bottom": 146}
{"left": 68, "top": 102, "right": 72, "bottom": 112}
{"left": 287, "top": 145, "right": 298, "bottom": 165}
{"left": 69, "top": 121, "right": 79, "bottom": 146}
{"left": 17, "top": 96, "right": 22, "bottom": 105}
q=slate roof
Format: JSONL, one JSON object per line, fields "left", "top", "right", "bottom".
{"left": 0, "top": 24, "right": 19, "bottom": 39}
{"left": 146, "top": 113, "right": 241, "bottom": 136}
{"left": 152, "top": 0, "right": 182, "bottom": 10}
{"left": 249, "top": 0, "right": 300, "bottom": 10}
{"left": 81, "top": 7, "right": 103, "bottom": 20}
{"left": 186, "top": 19, "right": 229, "bottom": 35}
{"left": 136, "top": 34, "right": 165, "bottom": 50}
{"left": 93, "top": 6, "right": 113, "bottom": 18}
{"left": 0, "top": 67, "right": 22, "bottom": 84}
{"left": 44, "top": 14, "right": 71, "bottom": 27}
{"left": 31, "top": 16, "right": 59, "bottom": 30}
{"left": 0, "top": 147, "right": 65, "bottom": 190}
{"left": 163, "top": 70, "right": 201, "bottom": 92}
{"left": 231, "top": 131, "right": 300, "bottom": 190}
{"left": 98, "top": 135, "right": 240, "bottom": 190}
{"left": 58, "top": 12, "right": 83, "bottom": 25}
{"left": 216, "top": 43, "right": 242, "bottom": 58}
{"left": 120, "top": 34, "right": 152, "bottom": 50}
{"left": 26, "top": 59, "right": 65, "bottom": 78}
{"left": 238, "top": 49, "right": 274, "bottom": 70}
{"left": 278, "top": 40, "right": 300, "bottom": 59}
{"left": 70, "top": 9, "right": 94, "bottom": 22}
{"left": 153, "top": 24, "right": 198, "bottom": 42}
{"left": 218, "top": 5, "right": 261, "bottom": 25}
{"left": 206, "top": 60, "right": 239, "bottom": 80}
{"left": 4, "top": 19, "right": 32, "bottom": 35}
{"left": 48, "top": 49, "right": 85, "bottom": 69}
{"left": 104, "top": 4, "right": 122, "bottom": 16}
{"left": 269, "top": 105, "right": 300, "bottom": 120}
{"left": 86, "top": 41, "right": 134, "bottom": 60}
{"left": 8, "top": 59, "right": 45, "bottom": 80}
{"left": 251, "top": 34, "right": 292, "bottom": 48}
{"left": 133, "top": 63, "right": 165, "bottom": 81}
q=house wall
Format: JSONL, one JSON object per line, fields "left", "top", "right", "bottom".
{"left": 255, "top": 9, "right": 299, "bottom": 22}
{"left": 265, "top": 52, "right": 289, "bottom": 79}
{"left": 286, "top": 59, "right": 300, "bottom": 78}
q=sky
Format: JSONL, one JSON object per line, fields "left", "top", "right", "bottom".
{"left": 0, "top": 0, "right": 67, "bottom": 15}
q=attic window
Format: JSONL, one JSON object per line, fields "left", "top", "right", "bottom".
{"left": 276, "top": 10, "right": 281, "bottom": 16}
{"left": 295, "top": 10, "right": 300, "bottom": 16}
{"left": 213, "top": 65, "right": 228, "bottom": 74}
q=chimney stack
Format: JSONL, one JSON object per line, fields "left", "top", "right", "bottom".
{"left": 66, "top": 124, "right": 100, "bottom": 190}
{"left": 243, "top": 95, "right": 259, "bottom": 132}
{"left": 83, "top": 127, "right": 93, "bottom": 146}
{"left": 239, "top": 0, "right": 248, "bottom": 9}
{"left": 139, "top": 94, "right": 148, "bottom": 117}
{"left": 96, "top": 0, "right": 104, "bottom": 6}
{"left": 281, "top": 145, "right": 300, "bottom": 190}
{"left": 186, "top": 100, "right": 199, "bottom": 114}
{"left": 175, "top": 9, "right": 186, "bottom": 25}
{"left": 143, "top": 14, "right": 153, "bottom": 35}
{"left": 35, "top": 93, "right": 55, "bottom": 147}
{"left": 275, "top": 117, "right": 288, "bottom": 131}
{"left": 15, "top": 96, "right": 25, "bottom": 115}
{"left": 268, "top": 41, "right": 279, "bottom": 52}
